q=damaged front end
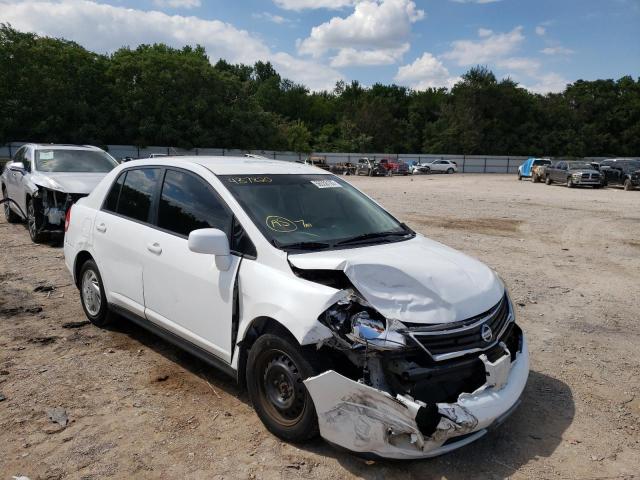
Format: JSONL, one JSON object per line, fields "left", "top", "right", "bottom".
{"left": 305, "top": 289, "right": 529, "bottom": 459}
{"left": 30, "top": 187, "right": 86, "bottom": 234}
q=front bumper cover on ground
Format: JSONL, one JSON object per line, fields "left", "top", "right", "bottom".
{"left": 304, "top": 337, "right": 529, "bottom": 459}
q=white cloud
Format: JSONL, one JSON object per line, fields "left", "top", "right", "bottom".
{"left": 252, "top": 12, "right": 290, "bottom": 24}
{"left": 526, "top": 73, "right": 569, "bottom": 94}
{"left": 297, "top": 0, "right": 424, "bottom": 67}
{"left": 541, "top": 46, "right": 574, "bottom": 55}
{"left": 153, "top": 0, "right": 200, "bottom": 8}
{"left": 330, "top": 44, "right": 409, "bottom": 67}
{"left": 0, "top": 0, "right": 342, "bottom": 90}
{"left": 535, "top": 25, "right": 546, "bottom": 36}
{"left": 496, "top": 57, "right": 541, "bottom": 76}
{"left": 442, "top": 26, "right": 524, "bottom": 66}
{"left": 394, "top": 53, "right": 460, "bottom": 90}
{"left": 273, "top": 0, "right": 355, "bottom": 10}
{"left": 478, "top": 28, "right": 493, "bottom": 37}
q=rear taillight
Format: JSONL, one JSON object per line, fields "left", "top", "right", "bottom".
{"left": 64, "top": 205, "right": 72, "bottom": 232}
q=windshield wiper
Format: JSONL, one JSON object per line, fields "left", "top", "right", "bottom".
{"left": 272, "top": 239, "right": 332, "bottom": 251}
{"left": 335, "top": 229, "right": 413, "bottom": 246}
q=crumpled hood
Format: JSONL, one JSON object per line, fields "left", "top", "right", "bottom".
{"left": 289, "top": 235, "right": 504, "bottom": 325}
{"left": 30, "top": 172, "right": 108, "bottom": 194}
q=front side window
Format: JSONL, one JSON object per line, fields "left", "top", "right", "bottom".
{"left": 157, "top": 169, "right": 231, "bottom": 237}
{"left": 36, "top": 149, "right": 118, "bottom": 173}
{"left": 117, "top": 168, "right": 161, "bottom": 223}
{"left": 220, "top": 174, "right": 412, "bottom": 251}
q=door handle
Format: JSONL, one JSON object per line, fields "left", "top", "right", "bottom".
{"left": 147, "top": 242, "right": 162, "bottom": 255}
{"left": 96, "top": 223, "right": 107, "bottom": 233}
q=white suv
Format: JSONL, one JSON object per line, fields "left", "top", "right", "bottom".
{"left": 63, "top": 156, "right": 528, "bottom": 459}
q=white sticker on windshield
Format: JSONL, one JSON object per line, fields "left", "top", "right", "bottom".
{"left": 39, "top": 151, "right": 54, "bottom": 160}
{"left": 311, "top": 179, "right": 342, "bottom": 189}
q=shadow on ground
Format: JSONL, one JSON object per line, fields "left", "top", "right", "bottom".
{"left": 109, "top": 319, "right": 573, "bottom": 479}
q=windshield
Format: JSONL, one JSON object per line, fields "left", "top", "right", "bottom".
{"left": 36, "top": 149, "right": 118, "bottom": 173}
{"left": 533, "top": 159, "right": 551, "bottom": 165}
{"left": 220, "top": 174, "right": 412, "bottom": 251}
{"left": 568, "top": 163, "right": 593, "bottom": 170}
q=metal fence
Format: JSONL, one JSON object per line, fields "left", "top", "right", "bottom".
{"left": 2, "top": 142, "right": 602, "bottom": 174}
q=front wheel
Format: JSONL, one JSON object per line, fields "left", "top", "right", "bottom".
{"left": 545, "top": 176, "right": 552, "bottom": 185}
{"left": 518, "top": 173, "right": 522, "bottom": 181}
{"left": 247, "top": 334, "right": 319, "bottom": 442}
{"left": 532, "top": 174, "right": 540, "bottom": 183}
{"left": 567, "top": 177, "right": 575, "bottom": 188}
{"left": 27, "top": 197, "right": 46, "bottom": 243}
{"left": 624, "top": 179, "right": 634, "bottom": 191}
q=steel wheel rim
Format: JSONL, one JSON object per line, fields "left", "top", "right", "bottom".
{"left": 27, "top": 201, "right": 37, "bottom": 237}
{"left": 82, "top": 269, "right": 101, "bottom": 316}
{"left": 258, "top": 349, "right": 307, "bottom": 427}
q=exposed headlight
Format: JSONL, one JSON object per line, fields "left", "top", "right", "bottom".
{"left": 321, "top": 293, "right": 407, "bottom": 351}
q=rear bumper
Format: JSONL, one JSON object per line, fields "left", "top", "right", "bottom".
{"left": 304, "top": 337, "right": 529, "bottom": 459}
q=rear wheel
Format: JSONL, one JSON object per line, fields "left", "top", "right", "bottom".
{"left": 624, "top": 178, "right": 634, "bottom": 191}
{"left": 446, "top": 168, "right": 454, "bottom": 174}
{"left": 2, "top": 186, "right": 21, "bottom": 223}
{"left": 247, "top": 334, "right": 319, "bottom": 442}
{"left": 27, "top": 197, "right": 46, "bottom": 243}
{"left": 518, "top": 173, "right": 522, "bottom": 181}
{"left": 79, "top": 259, "right": 113, "bottom": 327}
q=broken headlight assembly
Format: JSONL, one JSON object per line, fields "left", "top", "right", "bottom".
{"left": 320, "top": 292, "right": 407, "bottom": 350}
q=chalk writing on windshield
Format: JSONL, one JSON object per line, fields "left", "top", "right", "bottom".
{"left": 266, "top": 216, "right": 312, "bottom": 232}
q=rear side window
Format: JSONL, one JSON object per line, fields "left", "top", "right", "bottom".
{"left": 117, "top": 168, "right": 161, "bottom": 223}
{"left": 104, "top": 172, "right": 126, "bottom": 212}
{"left": 157, "top": 169, "right": 231, "bottom": 237}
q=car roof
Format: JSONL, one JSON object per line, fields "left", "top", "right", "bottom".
{"left": 27, "top": 143, "right": 104, "bottom": 151}
{"left": 120, "top": 156, "right": 327, "bottom": 175}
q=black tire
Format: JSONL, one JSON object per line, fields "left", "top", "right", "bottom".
{"left": 545, "top": 176, "right": 552, "bottom": 185}
{"left": 425, "top": 167, "right": 431, "bottom": 175}
{"left": 27, "top": 197, "right": 46, "bottom": 243}
{"left": 567, "top": 177, "right": 574, "bottom": 188}
{"left": 532, "top": 174, "right": 540, "bottom": 183}
{"left": 78, "top": 259, "right": 113, "bottom": 327}
{"left": 446, "top": 168, "right": 454, "bottom": 174}
{"left": 246, "top": 334, "right": 320, "bottom": 443}
{"left": 2, "top": 186, "right": 21, "bottom": 223}
{"left": 624, "top": 179, "right": 634, "bottom": 191}
{"left": 518, "top": 173, "right": 522, "bottom": 181}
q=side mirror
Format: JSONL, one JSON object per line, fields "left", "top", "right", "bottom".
{"left": 8, "top": 162, "right": 25, "bottom": 174}
{"left": 188, "top": 228, "right": 231, "bottom": 271}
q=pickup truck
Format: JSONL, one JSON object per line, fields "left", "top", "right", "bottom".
{"left": 544, "top": 161, "right": 602, "bottom": 188}
{"left": 599, "top": 159, "right": 640, "bottom": 191}
{"left": 378, "top": 158, "right": 409, "bottom": 175}
{"left": 518, "top": 158, "right": 551, "bottom": 181}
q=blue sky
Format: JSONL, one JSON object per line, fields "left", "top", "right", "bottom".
{"left": 1, "top": 0, "right": 638, "bottom": 92}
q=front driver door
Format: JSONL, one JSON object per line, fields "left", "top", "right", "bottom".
{"left": 142, "top": 168, "right": 240, "bottom": 362}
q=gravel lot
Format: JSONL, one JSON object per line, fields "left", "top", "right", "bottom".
{"left": 1, "top": 173, "right": 639, "bottom": 479}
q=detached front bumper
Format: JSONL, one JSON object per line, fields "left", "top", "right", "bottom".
{"left": 304, "top": 337, "right": 529, "bottom": 459}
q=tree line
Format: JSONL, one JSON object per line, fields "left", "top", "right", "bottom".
{"left": 1, "top": 24, "right": 638, "bottom": 157}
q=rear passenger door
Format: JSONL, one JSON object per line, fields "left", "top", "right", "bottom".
{"left": 93, "top": 167, "right": 162, "bottom": 317}
{"left": 142, "top": 168, "right": 242, "bottom": 362}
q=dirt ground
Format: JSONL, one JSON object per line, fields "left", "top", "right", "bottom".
{"left": 1, "top": 173, "right": 639, "bottom": 480}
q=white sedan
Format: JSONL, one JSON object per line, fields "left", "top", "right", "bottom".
{"left": 64, "top": 156, "right": 527, "bottom": 459}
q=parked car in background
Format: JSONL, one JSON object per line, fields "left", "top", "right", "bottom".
{"left": 427, "top": 159, "right": 458, "bottom": 174}
{"left": 378, "top": 158, "right": 409, "bottom": 175}
{"left": 355, "top": 157, "right": 387, "bottom": 176}
{"left": 518, "top": 158, "right": 552, "bottom": 181}
{"left": 410, "top": 161, "right": 432, "bottom": 174}
{"left": 599, "top": 159, "right": 640, "bottom": 190}
{"left": 148, "top": 153, "right": 168, "bottom": 158}
{"left": 64, "top": 155, "right": 528, "bottom": 459}
{"left": 303, "top": 156, "right": 331, "bottom": 171}
{"left": 544, "top": 161, "right": 602, "bottom": 188}
{"left": 329, "top": 162, "right": 356, "bottom": 175}
{"left": 1, "top": 144, "right": 118, "bottom": 242}
{"left": 244, "top": 154, "right": 269, "bottom": 159}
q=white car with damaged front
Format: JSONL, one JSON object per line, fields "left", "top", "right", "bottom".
{"left": 63, "top": 156, "right": 528, "bottom": 460}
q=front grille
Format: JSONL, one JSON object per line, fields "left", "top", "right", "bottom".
{"left": 402, "top": 294, "right": 513, "bottom": 361}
